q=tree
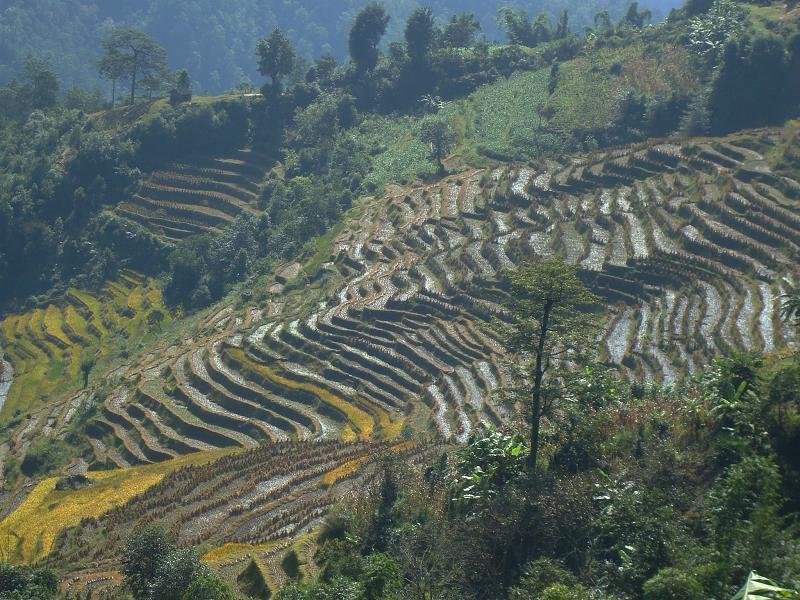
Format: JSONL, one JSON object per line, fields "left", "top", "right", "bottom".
{"left": 503, "top": 260, "right": 599, "bottom": 472}
{"left": 257, "top": 29, "right": 296, "bottom": 94}
{"left": 498, "top": 8, "right": 552, "bottom": 47}
{"left": 122, "top": 525, "right": 174, "bottom": 600}
{"left": 441, "top": 13, "right": 481, "bottom": 48}
{"left": 101, "top": 29, "right": 168, "bottom": 106}
{"left": 620, "top": 2, "right": 652, "bottom": 28}
{"left": 147, "top": 309, "right": 165, "bottom": 331}
{"left": 98, "top": 50, "right": 128, "bottom": 106}
{"left": 22, "top": 57, "right": 59, "bottom": 111}
{"left": 349, "top": 3, "right": 390, "bottom": 74}
{"left": 170, "top": 69, "right": 193, "bottom": 105}
{"left": 420, "top": 116, "right": 455, "bottom": 174}
{"left": 555, "top": 10, "right": 570, "bottom": 39}
{"left": 182, "top": 574, "right": 236, "bottom": 600}
{"left": 140, "top": 64, "right": 173, "bottom": 101}
{"left": 405, "top": 8, "right": 437, "bottom": 65}
{"left": 594, "top": 11, "right": 613, "bottom": 31}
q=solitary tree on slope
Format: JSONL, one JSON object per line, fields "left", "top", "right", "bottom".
{"left": 502, "top": 260, "right": 599, "bottom": 472}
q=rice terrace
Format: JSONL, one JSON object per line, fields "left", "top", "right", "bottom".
{"left": 0, "top": 0, "right": 799, "bottom": 598}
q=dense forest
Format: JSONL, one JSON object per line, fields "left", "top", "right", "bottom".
{"left": 0, "top": 0, "right": 682, "bottom": 94}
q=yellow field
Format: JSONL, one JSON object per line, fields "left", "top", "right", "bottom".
{"left": 203, "top": 541, "right": 278, "bottom": 564}
{"left": 320, "top": 456, "right": 370, "bottom": 487}
{"left": 226, "top": 348, "right": 378, "bottom": 440}
{"left": 0, "top": 276, "right": 171, "bottom": 420}
{"left": 0, "top": 448, "right": 239, "bottom": 563}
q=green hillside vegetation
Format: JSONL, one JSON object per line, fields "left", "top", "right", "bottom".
{"left": 0, "top": 0, "right": 682, "bottom": 94}
{"left": 0, "top": 1, "right": 798, "bottom": 598}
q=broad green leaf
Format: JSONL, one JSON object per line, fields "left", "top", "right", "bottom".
{"left": 731, "top": 571, "right": 797, "bottom": 600}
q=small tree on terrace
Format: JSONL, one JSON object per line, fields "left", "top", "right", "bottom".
{"left": 101, "top": 29, "right": 168, "bottom": 106}
{"left": 256, "top": 29, "right": 295, "bottom": 95}
{"left": 502, "top": 260, "right": 599, "bottom": 472}
{"left": 420, "top": 115, "right": 456, "bottom": 174}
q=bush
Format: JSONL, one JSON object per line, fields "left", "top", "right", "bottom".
{"left": 510, "top": 558, "right": 578, "bottom": 599}
{"left": 0, "top": 564, "right": 58, "bottom": 600}
{"left": 643, "top": 568, "right": 705, "bottom": 600}
{"left": 20, "top": 438, "right": 70, "bottom": 477}
{"left": 539, "top": 584, "right": 591, "bottom": 600}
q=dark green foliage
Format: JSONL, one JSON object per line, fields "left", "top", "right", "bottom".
{"left": 509, "top": 558, "right": 577, "bottom": 599}
{"left": 149, "top": 548, "right": 208, "bottom": 600}
{"left": 709, "top": 34, "right": 794, "bottom": 134}
{"left": 499, "top": 9, "right": 554, "bottom": 48}
{"left": 538, "top": 584, "right": 590, "bottom": 600}
{"left": 181, "top": 574, "right": 236, "bottom": 600}
{"left": 503, "top": 260, "right": 599, "bottom": 471}
{"left": 642, "top": 568, "right": 705, "bottom": 600}
{"left": 238, "top": 559, "right": 270, "bottom": 599}
{"left": 451, "top": 429, "right": 526, "bottom": 510}
{"left": 441, "top": 14, "right": 482, "bottom": 48}
{"left": 122, "top": 525, "right": 174, "bottom": 600}
{"left": 122, "top": 526, "right": 234, "bottom": 600}
{"left": 0, "top": 564, "right": 58, "bottom": 600}
{"left": 19, "top": 438, "right": 70, "bottom": 477}
{"left": 131, "top": 98, "right": 251, "bottom": 167}
{"left": 1, "top": 0, "right": 680, "bottom": 96}
{"left": 0, "top": 57, "right": 59, "bottom": 121}
{"left": 349, "top": 3, "right": 390, "bottom": 74}
{"left": 405, "top": 8, "right": 436, "bottom": 65}
{"left": 100, "top": 29, "right": 169, "bottom": 106}
{"left": 257, "top": 29, "right": 296, "bottom": 94}
{"left": 419, "top": 115, "right": 455, "bottom": 173}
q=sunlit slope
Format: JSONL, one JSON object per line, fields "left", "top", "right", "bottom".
{"left": 0, "top": 273, "right": 171, "bottom": 420}
{"left": 7, "top": 127, "right": 791, "bottom": 473}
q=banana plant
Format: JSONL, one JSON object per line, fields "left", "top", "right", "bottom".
{"left": 731, "top": 571, "right": 797, "bottom": 600}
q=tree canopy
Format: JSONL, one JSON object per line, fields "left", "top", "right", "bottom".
{"left": 100, "top": 29, "right": 169, "bottom": 105}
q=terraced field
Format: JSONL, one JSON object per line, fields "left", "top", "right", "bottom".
{"left": 2, "top": 126, "right": 799, "bottom": 595}
{"left": 8, "top": 128, "right": 799, "bottom": 474}
{"left": 0, "top": 273, "right": 171, "bottom": 421}
{"left": 45, "top": 440, "right": 423, "bottom": 597}
{"left": 116, "top": 148, "right": 268, "bottom": 241}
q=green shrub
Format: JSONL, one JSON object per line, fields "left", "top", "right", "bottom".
{"left": 539, "top": 583, "right": 591, "bottom": 600}
{"left": 643, "top": 568, "right": 705, "bottom": 600}
{"left": 19, "top": 439, "right": 70, "bottom": 477}
{"left": 510, "top": 558, "right": 578, "bottom": 599}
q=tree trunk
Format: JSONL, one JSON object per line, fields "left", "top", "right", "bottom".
{"left": 111, "top": 79, "right": 116, "bottom": 106}
{"left": 130, "top": 51, "right": 139, "bottom": 105}
{"left": 130, "top": 69, "right": 136, "bottom": 105}
{"left": 528, "top": 300, "right": 552, "bottom": 472}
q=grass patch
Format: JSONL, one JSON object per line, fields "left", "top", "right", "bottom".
{"left": 304, "top": 220, "right": 346, "bottom": 277}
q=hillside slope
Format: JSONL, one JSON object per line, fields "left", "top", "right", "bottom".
{"left": 1, "top": 125, "right": 796, "bottom": 479}
{"left": 0, "top": 124, "right": 796, "bottom": 596}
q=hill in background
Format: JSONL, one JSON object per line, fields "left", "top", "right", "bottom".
{"left": 0, "top": 0, "right": 682, "bottom": 94}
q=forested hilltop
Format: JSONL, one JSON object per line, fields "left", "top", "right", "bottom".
{"left": 0, "top": 0, "right": 681, "bottom": 93}
{"left": 0, "top": 0, "right": 799, "bottom": 598}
